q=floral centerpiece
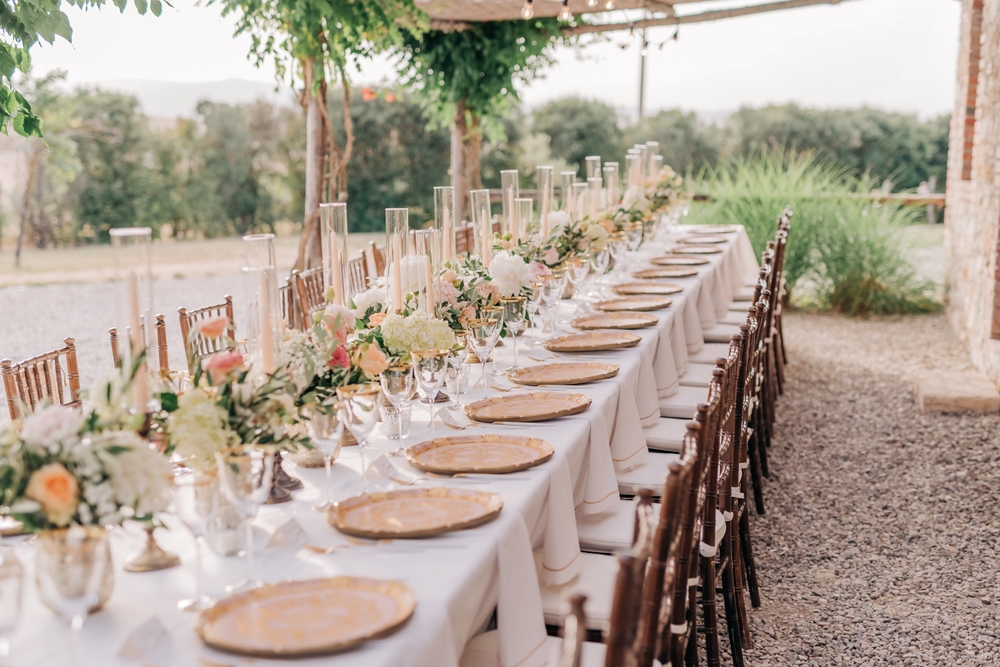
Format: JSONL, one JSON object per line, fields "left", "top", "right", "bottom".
{"left": 647, "top": 164, "right": 684, "bottom": 214}
{"left": 362, "top": 308, "right": 455, "bottom": 360}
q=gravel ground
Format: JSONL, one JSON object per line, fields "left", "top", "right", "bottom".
{"left": 746, "top": 312, "right": 1000, "bottom": 666}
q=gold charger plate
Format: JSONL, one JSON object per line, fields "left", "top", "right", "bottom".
{"left": 195, "top": 577, "right": 416, "bottom": 657}
{"left": 405, "top": 434, "right": 554, "bottom": 474}
{"left": 686, "top": 225, "right": 738, "bottom": 234}
{"left": 650, "top": 255, "right": 710, "bottom": 266}
{"left": 634, "top": 267, "right": 699, "bottom": 279}
{"left": 509, "top": 361, "right": 619, "bottom": 386}
{"left": 465, "top": 392, "right": 592, "bottom": 423}
{"left": 543, "top": 331, "right": 642, "bottom": 352}
{"left": 613, "top": 282, "right": 684, "bottom": 296}
{"left": 669, "top": 245, "right": 721, "bottom": 255}
{"left": 678, "top": 235, "right": 728, "bottom": 244}
{"left": 330, "top": 487, "right": 503, "bottom": 539}
{"left": 571, "top": 313, "right": 659, "bottom": 330}
{"left": 595, "top": 296, "right": 673, "bottom": 312}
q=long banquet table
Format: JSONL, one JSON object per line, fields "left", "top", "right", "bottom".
{"left": 7, "top": 226, "right": 760, "bottom": 667}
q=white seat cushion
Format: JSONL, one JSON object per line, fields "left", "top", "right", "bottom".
{"left": 719, "top": 311, "right": 747, "bottom": 326}
{"left": 733, "top": 286, "right": 756, "bottom": 301}
{"left": 616, "top": 451, "right": 680, "bottom": 496}
{"left": 678, "top": 363, "right": 715, "bottom": 388}
{"left": 460, "top": 630, "right": 607, "bottom": 667}
{"left": 645, "top": 417, "right": 688, "bottom": 453}
{"left": 659, "top": 385, "right": 709, "bottom": 419}
{"left": 702, "top": 322, "right": 742, "bottom": 343}
{"left": 577, "top": 497, "right": 652, "bottom": 554}
{"left": 689, "top": 343, "right": 731, "bottom": 365}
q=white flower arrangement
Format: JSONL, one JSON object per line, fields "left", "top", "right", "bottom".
{"left": 488, "top": 250, "right": 533, "bottom": 297}
{"left": 379, "top": 309, "right": 456, "bottom": 357}
{"left": 166, "top": 389, "right": 238, "bottom": 472}
{"left": 547, "top": 210, "right": 572, "bottom": 233}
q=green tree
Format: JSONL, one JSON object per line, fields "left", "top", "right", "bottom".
{"left": 532, "top": 97, "right": 622, "bottom": 175}
{"left": 623, "top": 109, "right": 721, "bottom": 175}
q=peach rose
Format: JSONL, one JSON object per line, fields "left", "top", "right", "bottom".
{"left": 369, "top": 312, "right": 388, "bottom": 327}
{"left": 458, "top": 305, "right": 477, "bottom": 324}
{"left": 356, "top": 344, "right": 388, "bottom": 379}
{"left": 599, "top": 219, "right": 616, "bottom": 234}
{"left": 441, "top": 268, "right": 459, "bottom": 284}
{"left": 202, "top": 350, "right": 246, "bottom": 384}
{"left": 196, "top": 317, "right": 229, "bottom": 340}
{"left": 25, "top": 463, "right": 79, "bottom": 526}
{"left": 543, "top": 248, "right": 560, "bottom": 266}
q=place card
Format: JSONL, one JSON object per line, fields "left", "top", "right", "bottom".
{"left": 266, "top": 517, "right": 309, "bottom": 550}
{"left": 117, "top": 615, "right": 171, "bottom": 660}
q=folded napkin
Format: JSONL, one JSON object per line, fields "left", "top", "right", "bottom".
{"left": 496, "top": 515, "right": 549, "bottom": 667}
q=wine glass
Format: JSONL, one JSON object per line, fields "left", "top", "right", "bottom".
{"left": 609, "top": 233, "right": 628, "bottom": 278}
{"left": 589, "top": 249, "right": 611, "bottom": 297}
{"left": 380, "top": 364, "right": 413, "bottom": 446}
{"left": 625, "top": 222, "right": 643, "bottom": 254}
{"left": 525, "top": 281, "right": 545, "bottom": 343}
{"left": 465, "top": 318, "right": 501, "bottom": 396}
{"left": 169, "top": 470, "right": 220, "bottom": 610}
{"left": 0, "top": 546, "right": 23, "bottom": 660}
{"left": 215, "top": 445, "right": 275, "bottom": 594}
{"left": 481, "top": 305, "right": 506, "bottom": 377}
{"left": 412, "top": 350, "right": 450, "bottom": 434}
{"left": 306, "top": 408, "right": 344, "bottom": 511}
{"left": 500, "top": 297, "right": 526, "bottom": 373}
{"left": 336, "top": 384, "right": 382, "bottom": 489}
{"left": 540, "top": 270, "right": 567, "bottom": 333}
{"left": 565, "top": 256, "right": 591, "bottom": 307}
{"left": 35, "top": 527, "right": 109, "bottom": 667}
{"left": 447, "top": 333, "right": 470, "bottom": 409}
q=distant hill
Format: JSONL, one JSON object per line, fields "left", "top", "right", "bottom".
{"left": 93, "top": 78, "right": 296, "bottom": 118}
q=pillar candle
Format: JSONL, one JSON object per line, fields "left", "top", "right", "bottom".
{"left": 391, "top": 235, "right": 403, "bottom": 311}
{"left": 330, "top": 230, "right": 345, "bottom": 305}
{"left": 259, "top": 269, "right": 275, "bottom": 374}
{"left": 128, "top": 272, "right": 149, "bottom": 408}
{"left": 481, "top": 207, "right": 492, "bottom": 269}
{"left": 442, "top": 206, "right": 453, "bottom": 262}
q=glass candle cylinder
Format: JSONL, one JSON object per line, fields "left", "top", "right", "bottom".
{"left": 571, "top": 182, "right": 588, "bottom": 222}
{"left": 515, "top": 198, "right": 533, "bottom": 239}
{"left": 320, "top": 203, "right": 348, "bottom": 307}
{"left": 646, "top": 141, "right": 660, "bottom": 174}
{"left": 651, "top": 154, "right": 664, "bottom": 178}
{"left": 604, "top": 163, "right": 620, "bottom": 208}
{"left": 412, "top": 229, "right": 439, "bottom": 313}
{"left": 434, "top": 186, "right": 456, "bottom": 264}
{"left": 243, "top": 233, "right": 279, "bottom": 376}
{"left": 537, "top": 166, "right": 554, "bottom": 237}
{"left": 470, "top": 189, "right": 493, "bottom": 269}
{"left": 385, "top": 209, "right": 409, "bottom": 313}
{"left": 587, "top": 177, "right": 602, "bottom": 219}
{"left": 625, "top": 153, "right": 641, "bottom": 189}
{"left": 634, "top": 144, "right": 649, "bottom": 181}
{"left": 560, "top": 171, "right": 577, "bottom": 216}
{"left": 500, "top": 170, "right": 519, "bottom": 243}
{"left": 110, "top": 227, "right": 154, "bottom": 409}
{"left": 585, "top": 156, "right": 601, "bottom": 181}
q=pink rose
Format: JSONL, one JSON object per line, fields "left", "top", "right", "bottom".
{"left": 435, "top": 280, "right": 460, "bottom": 305}
{"left": 328, "top": 346, "right": 351, "bottom": 369}
{"left": 528, "top": 261, "right": 550, "bottom": 279}
{"left": 459, "top": 305, "right": 477, "bottom": 324}
{"left": 25, "top": 463, "right": 79, "bottom": 526}
{"left": 202, "top": 350, "right": 246, "bottom": 384}
{"left": 543, "top": 248, "right": 559, "bottom": 266}
{"left": 197, "top": 316, "right": 229, "bottom": 340}
{"left": 441, "top": 269, "right": 459, "bottom": 284}
{"left": 478, "top": 282, "right": 500, "bottom": 302}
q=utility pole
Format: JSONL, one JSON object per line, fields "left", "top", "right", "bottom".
{"left": 638, "top": 27, "right": 647, "bottom": 120}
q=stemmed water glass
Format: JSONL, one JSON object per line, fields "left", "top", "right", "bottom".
{"left": 465, "top": 318, "right": 501, "bottom": 396}
{"left": 306, "top": 408, "right": 344, "bottom": 511}
{"left": 625, "top": 222, "right": 644, "bottom": 256}
{"left": 540, "top": 270, "right": 567, "bottom": 333}
{"left": 589, "top": 249, "right": 611, "bottom": 297}
{"left": 500, "top": 297, "right": 526, "bottom": 373}
{"left": 565, "top": 256, "right": 591, "bottom": 307}
{"left": 482, "top": 305, "right": 506, "bottom": 377}
{"left": 447, "top": 333, "right": 470, "bottom": 409}
{"left": 412, "top": 350, "right": 450, "bottom": 434}
{"left": 0, "top": 546, "right": 22, "bottom": 661}
{"left": 35, "top": 527, "right": 110, "bottom": 667}
{"left": 525, "top": 281, "right": 545, "bottom": 343}
{"left": 336, "top": 384, "right": 382, "bottom": 489}
{"left": 215, "top": 445, "right": 275, "bottom": 594}
{"left": 609, "top": 233, "right": 628, "bottom": 279}
{"left": 380, "top": 363, "right": 413, "bottom": 444}
{"left": 170, "top": 470, "right": 220, "bottom": 610}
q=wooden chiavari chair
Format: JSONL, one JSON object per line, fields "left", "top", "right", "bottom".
{"left": 2, "top": 338, "right": 81, "bottom": 421}
{"left": 345, "top": 252, "right": 369, "bottom": 304}
{"left": 178, "top": 296, "right": 235, "bottom": 372}
{"left": 367, "top": 241, "right": 386, "bottom": 277}
{"left": 110, "top": 315, "right": 170, "bottom": 372}
{"left": 454, "top": 222, "right": 471, "bottom": 256}
{"left": 293, "top": 267, "right": 325, "bottom": 325}
{"left": 279, "top": 277, "right": 302, "bottom": 331}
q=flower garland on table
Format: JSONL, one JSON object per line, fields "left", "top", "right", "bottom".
{"left": 518, "top": 213, "right": 610, "bottom": 266}
{"left": 433, "top": 253, "right": 542, "bottom": 334}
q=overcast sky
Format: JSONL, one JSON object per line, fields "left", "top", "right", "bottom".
{"left": 28, "top": 0, "right": 960, "bottom": 118}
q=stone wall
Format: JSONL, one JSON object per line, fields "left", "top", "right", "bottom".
{"left": 945, "top": 0, "right": 1000, "bottom": 383}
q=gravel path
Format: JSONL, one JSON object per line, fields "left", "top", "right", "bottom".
{"left": 747, "top": 312, "right": 1000, "bottom": 666}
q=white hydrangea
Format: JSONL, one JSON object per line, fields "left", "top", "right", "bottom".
{"left": 380, "top": 309, "right": 456, "bottom": 356}
{"left": 20, "top": 405, "right": 83, "bottom": 455}
{"left": 586, "top": 222, "right": 610, "bottom": 252}
{"left": 488, "top": 250, "right": 533, "bottom": 297}
{"left": 622, "top": 186, "right": 651, "bottom": 212}
{"left": 167, "top": 389, "right": 238, "bottom": 472}
{"left": 547, "top": 210, "right": 571, "bottom": 233}
{"left": 90, "top": 430, "right": 172, "bottom": 519}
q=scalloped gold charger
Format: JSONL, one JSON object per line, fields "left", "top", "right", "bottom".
{"left": 196, "top": 577, "right": 416, "bottom": 657}
{"left": 669, "top": 245, "right": 721, "bottom": 255}
{"left": 405, "top": 434, "right": 554, "bottom": 474}
{"left": 678, "top": 235, "right": 728, "bottom": 244}
{"left": 571, "top": 313, "right": 659, "bottom": 330}
{"left": 613, "top": 282, "right": 684, "bottom": 296}
{"left": 633, "top": 267, "right": 699, "bottom": 279}
{"left": 329, "top": 487, "right": 503, "bottom": 539}
{"left": 464, "top": 392, "right": 592, "bottom": 423}
{"left": 650, "top": 255, "right": 710, "bottom": 266}
{"left": 509, "top": 361, "right": 619, "bottom": 386}
{"left": 685, "top": 225, "right": 738, "bottom": 234}
{"left": 595, "top": 296, "right": 673, "bottom": 312}
{"left": 543, "top": 331, "right": 642, "bottom": 352}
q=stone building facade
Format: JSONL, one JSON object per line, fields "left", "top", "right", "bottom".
{"left": 945, "top": 0, "right": 1000, "bottom": 383}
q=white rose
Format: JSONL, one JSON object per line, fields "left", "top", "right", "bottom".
{"left": 20, "top": 405, "right": 83, "bottom": 454}
{"left": 488, "top": 251, "right": 532, "bottom": 298}
{"left": 352, "top": 286, "right": 386, "bottom": 316}
{"left": 547, "top": 210, "right": 571, "bottom": 234}
{"left": 622, "top": 186, "right": 650, "bottom": 212}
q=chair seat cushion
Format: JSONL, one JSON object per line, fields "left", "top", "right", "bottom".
{"left": 460, "top": 630, "right": 608, "bottom": 667}
{"left": 688, "top": 343, "right": 731, "bottom": 365}
{"left": 659, "top": 385, "right": 709, "bottom": 419}
{"left": 733, "top": 286, "right": 756, "bottom": 301}
{"left": 577, "top": 496, "right": 651, "bottom": 554}
{"left": 702, "top": 322, "right": 742, "bottom": 343}
{"left": 678, "top": 363, "right": 715, "bottom": 388}
{"left": 616, "top": 451, "right": 680, "bottom": 497}
{"left": 719, "top": 311, "right": 747, "bottom": 326}
{"left": 645, "top": 417, "right": 688, "bottom": 453}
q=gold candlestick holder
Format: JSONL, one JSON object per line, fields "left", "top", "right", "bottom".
{"left": 124, "top": 523, "right": 180, "bottom": 573}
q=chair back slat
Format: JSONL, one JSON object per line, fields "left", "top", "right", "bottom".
{"left": 110, "top": 315, "right": 170, "bottom": 372}
{"left": 455, "top": 222, "right": 471, "bottom": 256}
{"left": 346, "top": 253, "right": 369, "bottom": 305}
{"left": 294, "top": 267, "right": 326, "bottom": 325}
{"left": 1, "top": 338, "right": 82, "bottom": 420}
{"left": 178, "top": 296, "right": 236, "bottom": 372}
{"left": 603, "top": 553, "right": 643, "bottom": 666}
{"left": 558, "top": 594, "right": 588, "bottom": 667}
{"left": 367, "top": 241, "right": 386, "bottom": 277}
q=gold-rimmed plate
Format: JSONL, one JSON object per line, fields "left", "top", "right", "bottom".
{"left": 329, "top": 487, "right": 503, "bottom": 539}
{"left": 634, "top": 267, "right": 699, "bottom": 279}
{"left": 670, "top": 245, "right": 721, "bottom": 255}
{"left": 544, "top": 331, "right": 642, "bottom": 352}
{"left": 509, "top": 362, "right": 619, "bottom": 386}
{"left": 678, "top": 235, "right": 728, "bottom": 244}
{"left": 595, "top": 296, "right": 673, "bottom": 312}
{"left": 571, "top": 313, "right": 659, "bottom": 330}
{"left": 196, "top": 577, "right": 416, "bottom": 657}
{"left": 650, "top": 255, "right": 710, "bottom": 266}
{"left": 405, "top": 434, "right": 555, "bottom": 474}
{"left": 465, "top": 392, "right": 592, "bottom": 422}
{"left": 613, "top": 282, "right": 684, "bottom": 296}
{"left": 686, "top": 225, "right": 738, "bottom": 234}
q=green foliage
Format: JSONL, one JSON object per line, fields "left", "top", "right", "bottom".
{"left": 687, "top": 151, "right": 939, "bottom": 316}
{"left": 532, "top": 97, "right": 622, "bottom": 175}
{"left": 623, "top": 109, "right": 720, "bottom": 176}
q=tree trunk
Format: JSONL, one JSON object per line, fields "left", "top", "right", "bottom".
{"left": 467, "top": 111, "right": 483, "bottom": 191}
{"left": 450, "top": 100, "right": 468, "bottom": 221}
{"left": 15, "top": 147, "right": 40, "bottom": 268}
{"left": 295, "top": 58, "right": 326, "bottom": 272}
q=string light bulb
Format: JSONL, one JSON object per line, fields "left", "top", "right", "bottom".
{"left": 559, "top": 0, "right": 573, "bottom": 21}
{"left": 604, "top": 0, "right": 616, "bottom": 8}
{"left": 520, "top": 0, "right": 534, "bottom": 19}
{"left": 587, "top": 0, "right": 599, "bottom": 7}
